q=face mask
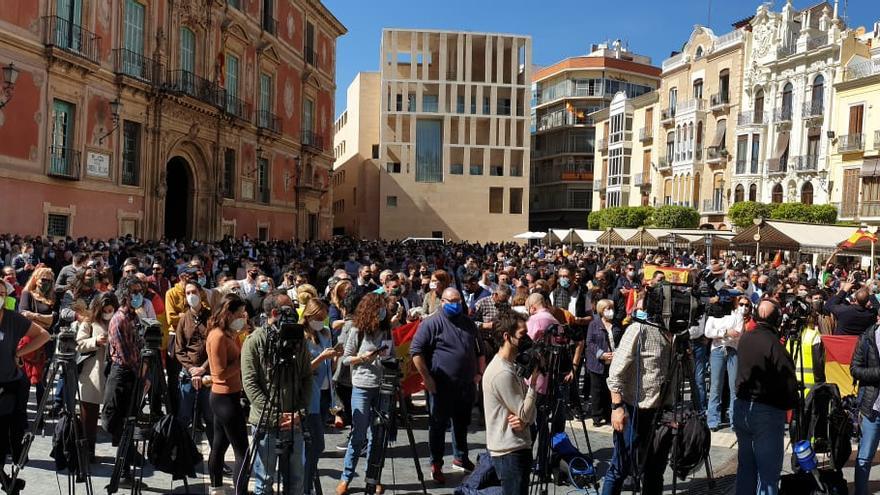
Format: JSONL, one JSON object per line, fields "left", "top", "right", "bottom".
{"left": 259, "top": 282, "right": 271, "bottom": 292}
{"left": 429, "top": 282, "right": 438, "bottom": 290}
{"left": 634, "top": 309, "right": 648, "bottom": 321}
{"left": 378, "top": 307, "right": 387, "bottom": 321}
{"left": 603, "top": 309, "right": 614, "bottom": 320}
{"left": 308, "top": 320, "right": 324, "bottom": 331}
{"left": 229, "top": 317, "right": 247, "bottom": 332}
{"left": 559, "top": 278, "right": 571, "bottom": 289}
{"left": 198, "top": 276, "right": 207, "bottom": 287}
{"left": 390, "top": 287, "right": 401, "bottom": 296}
{"left": 797, "top": 290, "right": 808, "bottom": 298}
{"left": 442, "top": 302, "right": 462, "bottom": 317}
{"left": 512, "top": 305, "right": 529, "bottom": 315}
{"left": 813, "top": 300, "right": 825, "bottom": 313}
{"left": 40, "top": 280, "right": 53, "bottom": 293}
{"left": 84, "top": 278, "right": 95, "bottom": 288}
{"left": 102, "top": 311, "right": 114, "bottom": 321}
{"left": 130, "top": 293, "right": 144, "bottom": 309}
{"left": 186, "top": 293, "right": 201, "bottom": 308}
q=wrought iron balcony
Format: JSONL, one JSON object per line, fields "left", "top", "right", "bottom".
{"left": 737, "top": 111, "right": 766, "bottom": 126}
{"left": 767, "top": 158, "right": 789, "bottom": 176}
{"left": 257, "top": 110, "right": 282, "bottom": 134}
{"left": 47, "top": 146, "right": 81, "bottom": 180}
{"left": 301, "top": 130, "right": 324, "bottom": 153}
{"left": 775, "top": 105, "right": 793, "bottom": 122}
{"left": 839, "top": 134, "right": 865, "bottom": 153}
{"left": 709, "top": 92, "right": 729, "bottom": 110}
{"left": 803, "top": 100, "right": 824, "bottom": 118}
{"left": 660, "top": 107, "right": 676, "bottom": 126}
{"left": 792, "top": 155, "right": 819, "bottom": 172}
{"left": 224, "top": 93, "right": 251, "bottom": 121}
{"left": 639, "top": 127, "right": 653, "bottom": 142}
{"left": 165, "top": 70, "right": 225, "bottom": 107}
{"left": 807, "top": 33, "right": 829, "bottom": 50}
{"left": 657, "top": 156, "right": 671, "bottom": 171}
{"left": 113, "top": 49, "right": 161, "bottom": 85}
{"left": 706, "top": 147, "right": 727, "bottom": 163}
{"left": 597, "top": 138, "right": 608, "bottom": 152}
{"left": 702, "top": 198, "right": 724, "bottom": 214}
{"left": 633, "top": 173, "right": 644, "bottom": 187}
{"left": 777, "top": 43, "right": 796, "bottom": 58}
{"left": 42, "top": 16, "right": 101, "bottom": 65}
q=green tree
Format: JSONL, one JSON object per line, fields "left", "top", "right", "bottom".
{"left": 809, "top": 204, "right": 838, "bottom": 224}
{"left": 728, "top": 201, "right": 773, "bottom": 228}
{"left": 598, "top": 206, "right": 653, "bottom": 229}
{"left": 588, "top": 209, "right": 603, "bottom": 230}
{"left": 651, "top": 205, "right": 700, "bottom": 228}
{"left": 770, "top": 203, "right": 815, "bottom": 222}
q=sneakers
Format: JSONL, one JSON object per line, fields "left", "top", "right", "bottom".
{"left": 335, "top": 481, "right": 349, "bottom": 495}
{"left": 451, "top": 458, "right": 475, "bottom": 472}
{"left": 336, "top": 440, "right": 349, "bottom": 451}
{"left": 431, "top": 463, "right": 446, "bottom": 484}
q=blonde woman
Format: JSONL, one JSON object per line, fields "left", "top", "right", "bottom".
{"left": 19, "top": 266, "right": 57, "bottom": 401}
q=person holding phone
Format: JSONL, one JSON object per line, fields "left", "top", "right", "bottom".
{"left": 302, "top": 298, "right": 337, "bottom": 495}
{"left": 336, "top": 293, "right": 390, "bottom": 495}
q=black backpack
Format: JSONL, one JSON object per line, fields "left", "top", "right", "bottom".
{"left": 780, "top": 469, "right": 848, "bottom": 495}
{"left": 801, "top": 383, "right": 853, "bottom": 471}
{"left": 653, "top": 406, "right": 711, "bottom": 481}
{"left": 147, "top": 414, "right": 203, "bottom": 480}
{"left": 50, "top": 411, "right": 84, "bottom": 476}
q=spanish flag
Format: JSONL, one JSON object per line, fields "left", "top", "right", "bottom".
{"left": 840, "top": 228, "right": 878, "bottom": 249}
{"left": 772, "top": 251, "right": 783, "bottom": 268}
{"left": 820, "top": 335, "right": 859, "bottom": 396}
{"left": 392, "top": 320, "right": 424, "bottom": 396}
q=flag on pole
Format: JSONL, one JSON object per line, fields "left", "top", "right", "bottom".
{"left": 840, "top": 228, "right": 878, "bottom": 248}
{"left": 625, "top": 287, "right": 638, "bottom": 315}
{"left": 820, "top": 335, "right": 859, "bottom": 396}
{"left": 392, "top": 320, "right": 424, "bottom": 396}
{"left": 772, "top": 250, "right": 783, "bottom": 268}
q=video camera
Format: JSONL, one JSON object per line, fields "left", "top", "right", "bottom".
{"left": 138, "top": 318, "right": 163, "bottom": 351}
{"left": 55, "top": 326, "right": 78, "bottom": 357}
{"left": 643, "top": 282, "right": 701, "bottom": 336}
{"left": 268, "top": 306, "right": 305, "bottom": 364}
{"left": 513, "top": 323, "right": 581, "bottom": 378}
{"left": 779, "top": 293, "right": 810, "bottom": 337}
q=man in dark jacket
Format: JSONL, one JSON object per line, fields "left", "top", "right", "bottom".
{"left": 825, "top": 282, "right": 876, "bottom": 335}
{"left": 851, "top": 324, "right": 880, "bottom": 495}
{"left": 734, "top": 300, "right": 798, "bottom": 495}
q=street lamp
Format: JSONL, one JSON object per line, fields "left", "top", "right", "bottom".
{"left": 97, "top": 97, "right": 123, "bottom": 144}
{"left": 704, "top": 233, "right": 714, "bottom": 259}
{"left": 1, "top": 62, "right": 20, "bottom": 109}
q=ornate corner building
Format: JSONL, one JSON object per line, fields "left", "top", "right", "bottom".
{"left": 0, "top": 0, "right": 345, "bottom": 241}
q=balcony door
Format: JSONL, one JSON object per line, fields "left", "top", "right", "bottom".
{"left": 754, "top": 89, "right": 764, "bottom": 123}
{"left": 51, "top": 99, "right": 76, "bottom": 175}
{"left": 259, "top": 73, "right": 271, "bottom": 127}
{"left": 225, "top": 53, "right": 239, "bottom": 114}
{"left": 781, "top": 83, "right": 793, "bottom": 120}
{"left": 123, "top": 0, "right": 145, "bottom": 77}
{"left": 179, "top": 28, "right": 195, "bottom": 94}
{"left": 56, "top": 0, "right": 83, "bottom": 51}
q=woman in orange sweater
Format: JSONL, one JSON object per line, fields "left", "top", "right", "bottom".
{"left": 206, "top": 295, "right": 249, "bottom": 495}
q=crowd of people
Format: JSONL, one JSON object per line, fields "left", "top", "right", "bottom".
{"left": 0, "top": 233, "right": 878, "bottom": 494}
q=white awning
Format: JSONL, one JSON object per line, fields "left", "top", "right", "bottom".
{"left": 573, "top": 229, "right": 603, "bottom": 245}
{"left": 513, "top": 231, "right": 547, "bottom": 240}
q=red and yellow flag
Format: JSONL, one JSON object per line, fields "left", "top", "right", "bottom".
{"left": 840, "top": 228, "right": 878, "bottom": 249}
{"left": 820, "top": 335, "right": 859, "bottom": 396}
{"left": 772, "top": 251, "right": 783, "bottom": 268}
{"left": 392, "top": 320, "right": 424, "bottom": 396}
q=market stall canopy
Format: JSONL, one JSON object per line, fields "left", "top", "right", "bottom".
{"left": 657, "top": 232, "right": 701, "bottom": 247}
{"left": 625, "top": 228, "right": 670, "bottom": 248}
{"left": 549, "top": 229, "right": 578, "bottom": 243}
{"left": 514, "top": 231, "right": 547, "bottom": 240}
{"left": 732, "top": 219, "right": 867, "bottom": 255}
{"left": 573, "top": 230, "right": 603, "bottom": 245}
{"left": 596, "top": 228, "right": 628, "bottom": 248}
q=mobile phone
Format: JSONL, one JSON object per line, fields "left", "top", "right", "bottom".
{"left": 334, "top": 342, "right": 344, "bottom": 352}
{"left": 371, "top": 344, "right": 389, "bottom": 355}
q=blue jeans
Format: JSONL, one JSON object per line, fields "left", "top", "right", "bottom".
{"left": 491, "top": 449, "right": 532, "bottom": 495}
{"left": 855, "top": 414, "right": 880, "bottom": 495}
{"left": 303, "top": 413, "right": 324, "bottom": 495}
{"left": 427, "top": 381, "right": 475, "bottom": 466}
{"left": 601, "top": 404, "right": 667, "bottom": 495}
{"left": 341, "top": 386, "right": 380, "bottom": 483}
{"left": 708, "top": 346, "right": 737, "bottom": 428}
{"left": 252, "top": 428, "right": 305, "bottom": 495}
{"left": 733, "top": 399, "right": 785, "bottom": 495}
{"left": 177, "top": 379, "right": 213, "bottom": 444}
{"left": 691, "top": 338, "right": 710, "bottom": 413}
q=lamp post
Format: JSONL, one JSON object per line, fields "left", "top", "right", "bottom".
{"left": 868, "top": 225, "right": 879, "bottom": 277}
{"left": 1, "top": 62, "right": 20, "bottom": 109}
{"left": 753, "top": 217, "right": 764, "bottom": 264}
{"left": 704, "top": 233, "right": 714, "bottom": 260}
{"left": 97, "top": 97, "right": 123, "bottom": 144}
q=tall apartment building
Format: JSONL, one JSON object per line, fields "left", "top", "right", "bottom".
{"left": 0, "top": 0, "right": 344, "bottom": 240}
{"left": 591, "top": 91, "right": 658, "bottom": 210}
{"left": 733, "top": 1, "right": 845, "bottom": 206}
{"left": 830, "top": 23, "right": 880, "bottom": 221}
{"left": 530, "top": 42, "right": 659, "bottom": 232}
{"left": 654, "top": 24, "right": 747, "bottom": 225}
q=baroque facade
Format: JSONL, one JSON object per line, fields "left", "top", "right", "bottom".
{"left": 0, "top": 0, "right": 344, "bottom": 241}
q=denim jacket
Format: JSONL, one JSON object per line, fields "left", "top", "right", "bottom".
{"left": 306, "top": 328, "right": 333, "bottom": 414}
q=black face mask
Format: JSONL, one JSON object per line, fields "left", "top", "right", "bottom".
{"left": 811, "top": 300, "right": 824, "bottom": 314}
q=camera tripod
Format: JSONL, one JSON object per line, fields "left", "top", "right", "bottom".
{"left": 530, "top": 342, "right": 597, "bottom": 495}
{"left": 106, "top": 340, "right": 180, "bottom": 494}
{"left": 363, "top": 359, "right": 428, "bottom": 495}
{"left": 7, "top": 330, "right": 93, "bottom": 495}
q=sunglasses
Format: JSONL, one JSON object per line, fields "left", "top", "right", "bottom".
{"left": 738, "top": 303, "right": 749, "bottom": 307}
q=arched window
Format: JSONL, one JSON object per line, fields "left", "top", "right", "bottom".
{"left": 666, "top": 131, "right": 675, "bottom": 163}
{"left": 749, "top": 183, "right": 757, "bottom": 201}
{"left": 811, "top": 75, "right": 825, "bottom": 115}
{"left": 696, "top": 121, "right": 704, "bottom": 151}
{"left": 801, "top": 182, "right": 814, "bottom": 205}
{"left": 754, "top": 88, "right": 764, "bottom": 123}
{"left": 693, "top": 78, "right": 704, "bottom": 100}
{"left": 771, "top": 183, "right": 783, "bottom": 203}
{"left": 695, "top": 46, "right": 704, "bottom": 58}
{"left": 719, "top": 69, "right": 730, "bottom": 102}
{"left": 781, "top": 83, "right": 793, "bottom": 120}
{"left": 735, "top": 184, "right": 745, "bottom": 203}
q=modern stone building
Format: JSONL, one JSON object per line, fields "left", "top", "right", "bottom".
{"left": 333, "top": 29, "right": 532, "bottom": 242}
{"left": 530, "top": 42, "right": 659, "bottom": 232}
{"left": 0, "top": 0, "right": 344, "bottom": 240}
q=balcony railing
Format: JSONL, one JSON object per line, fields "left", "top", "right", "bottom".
{"left": 47, "top": 146, "right": 81, "bottom": 180}
{"left": 532, "top": 144, "right": 591, "bottom": 159}
{"left": 737, "top": 111, "right": 766, "bottom": 126}
{"left": 767, "top": 158, "right": 789, "bottom": 175}
{"left": 257, "top": 110, "right": 281, "bottom": 133}
{"left": 660, "top": 107, "right": 676, "bottom": 124}
{"left": 839, "top": 134, "right": 865, "bottom": 153}
{"left": 597, "top": 138, "right": 608, "bottom": 152}
{"left": 639, "top": 127, "right": 653, "bottom": 142}
{"left": 702, "top": 198, "right": 724, "bottom": 214}
{"left": 225, "top": 94, "right": 251, "bottom": 121}
{"left": 677, "top": 98, "right": 705, "bottom": 114}
{"left": 792, "top": 155, "right": 819, "bottom": 172}
{"left": 165, "top": 70, "right": 225, "bottom": 107}
{"left": 661, "top": 52, "right": 688, "bottom": 73}
{"left": 113, "top": 49, "right": 161, "bottom": 85}
{"left": 777, "top": 43, "right": 796, "bottom": 58}
{"left": 42, "top": 16, "right": 101, "bottom": 65}
{"left": 714, "top": 30, "right": 744, "bottom": 52}
{"left": 709, "top": 92, "right": 729, "bottom": 109}
{"left": 807, "top": 33, "right": 829, "bottom": 50}
{"left": 706, "top": 147, "right": 728, "bottom": 162}
{"left": 775, "top": 105, "right": 793, "bottom": 122}
{"left": 304, "top": 47, "right": 318, "bottom": 66}
{"left": 846, "top": 59, "right": 880, "bottom": 81}
{"left": 262, "top": 14, "right": 277, "bottom": 35}
{"left": 657, "top": 156, "right": 671, "bottom": 170}
{"left": 802, "top": 100, "right": 824, "bottom": 118}
{"left": 875, "top": 130, "right": 880, "bottom": 150}
{"left": 735, "top": 159, "right": 747, "bottom": 175}
{"left": 633, "top": 173, "right": 644, "bottom": 186}
{"left": 302, "top": 130, "right": 324, "bottom": 152}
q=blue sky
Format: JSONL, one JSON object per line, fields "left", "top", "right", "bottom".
{"left": 324, "top": 0, "right": 878, "bottom": 117}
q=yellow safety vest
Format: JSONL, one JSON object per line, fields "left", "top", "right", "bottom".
{"left": 789, "top": 326, "right": 821, "bottom": 396}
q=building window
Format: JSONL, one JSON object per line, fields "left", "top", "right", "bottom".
{"left": 489, "top": 187, "right": 503, "bottom": 214}
{"left": 509, "top": 188, "right": 523, "bottom": 214}
{"left": 801, "top": 182, "right": 814, "bottom": 205}
{"left": 258, "top": 225, "right": 269, "bottom": 241}
{"left": 228, "top": 0, "right": 240, "bottom": 8}
{"left": 415, "top": 119, "right": 442, "bottom": 183}
{"left": 257, "top": 157, "right": 270, "bottom": 204}
{"left": 719, "top": 69, "right": 730, "bottom": 103}
{"left": 386, "top": 196, "right": 398, "bottom": 207}
{"left": 303, "top": 98, "right": 314, "bottom": 137}
{"left": 470, "top": 163, "right": 483, "bottom": 175}
{"left": 180, "top": 27, "right": 195, "bottom": 73}
{"left": 510, "top": 162, "right": 522, "bottom": 177}
{"left": 450, "top": 163, "right": 463, "bottom": 175}
{"left": 259, "top": 73, "right": 272, "bottom": 126}
{"left": 781, "top": 82, "right": 793, "bottom": 120}
{"left": 305, "top": 21, "right": 316, "bottom": 65}
{"left": 490, "top": 164, "right": 503, "bottom": 177}
{"left": 423, "top": 95, "right": 438, "bottom": 113}
{"left": 122, "top": 0, "right": 145, "bottom": 77}
{"left": 749, "top": 183, "right": 757, "bottom": 202}
{"left": 734, "top": 184, "right": 744, "bottom": 203}
{"left": 607, "top": 190, "right": 621, "bottom": 208}
{"left": 50, "top": 99, "right": 77, "bottom": 177}
{"left": 692, "top": 78, "right": 703, "bottom": 100}
{"left": 771, "top": 183, "right": 783, "bottom": 203}
{"left": 750, "top": 134, "right": 760, "bottom": 174}
{"left": 223, "top": 148, "right": 236, "bottom": 199}
{"left": 385, "top": 162, "right": 401, "bottom": 173}
{"left": 225, "top": 53, "right": 240, "bottom": 114}
{"left": 47, "top": 213, "right": 69, "bottom": 237}
{"left": 121, "top": 121, "right": 141, "bottom": 186}
{"left": 810, "top": 75, "right": 824, "bottom": 114}
{"left": 372, "top": 144, "right": 379, "bottom": 159}
{"left": 736, "top": 135, "right": 748, "bottom": 174}
{"left": 754, "top": 89, "right": 764, "bottom": 122}
{"left": 308, "top": 213, "right": 318, "bottom": 240}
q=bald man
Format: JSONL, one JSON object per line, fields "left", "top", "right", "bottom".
{"left": 733, "top": 300, "right": 798, "bottom": 495}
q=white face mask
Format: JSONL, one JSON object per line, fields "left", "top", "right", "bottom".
{"left": 603, "top": 309, "right": 615, "bottom": 320}
{"left": 102, "top": 312, "right": 114, "bottom": 321}
{"left": 229, "top": 317, "right": 247, "bottom": 332}
{"left": 308, "top": 320, "right": 324, "bottom": 331}
{"left": 512, "top": 305, "right": 529, "bottom": 315}
{"left": 186, "top": 293, "right": 201, "bottom": 308}
{"left": 429, "top": 282, "right": 438, "bottom": 290}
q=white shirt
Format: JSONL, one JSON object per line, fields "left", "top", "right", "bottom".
{"left": 704, "top": 311, "right": 744, "bottom": 351}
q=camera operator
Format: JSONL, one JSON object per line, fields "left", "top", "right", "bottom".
{"left": 241, "top": 291, "right": 312, "bottom": 495}
{"left": 174, "top": 281, "right": 213, "bottom": 445}
{"left": 0, "top": 280, "right": 50, "bottom": 488}
{"left": 482, "top": 311, "right": 539, "bottom": 495}
{"left": 603, "top": 287, "right": 674, "bottom": 495}
{"left": 824, "top": 279, "right": 876, "bottom": 335}
{"left": 733, "top": 300, "right": 798, "bottom": 495}
{"left": 850, "top": 313, "right": 880, "bottom": 495}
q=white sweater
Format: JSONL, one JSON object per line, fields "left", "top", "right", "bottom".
{"left": 704, "top": 312, "right": 744, "bottom": 351}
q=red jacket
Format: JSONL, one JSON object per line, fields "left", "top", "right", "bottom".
{"left": 16, "top": 336, "right": 46, "bottom": 385}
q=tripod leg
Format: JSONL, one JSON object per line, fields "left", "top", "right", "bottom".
{"left": 397, "top": 392, "right": 428, "bottom": 495}
{"left": 64, "top": 361, "right": 94, "bottom": 495}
